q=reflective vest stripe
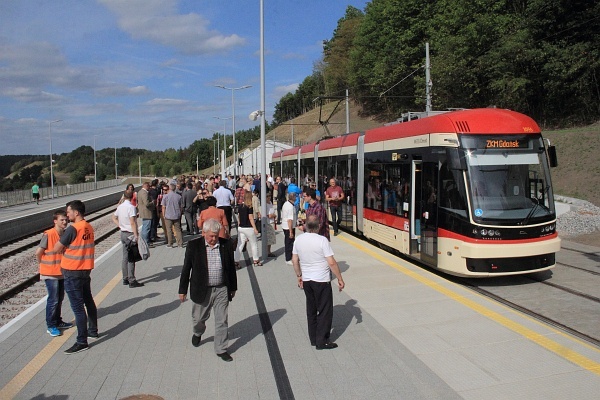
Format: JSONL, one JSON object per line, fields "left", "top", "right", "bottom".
{"left": 62, "top": 253, "right": 95, "bottom": 260}
{"left": 66, "top": 243, "right": 95, "bottom": 250}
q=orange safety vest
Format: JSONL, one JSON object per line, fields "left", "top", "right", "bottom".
{"left": 60, "top": 220, "right": 95, "bottom": 271}
{"left": 39, "top": 228, "right": 62, "bottom": 276}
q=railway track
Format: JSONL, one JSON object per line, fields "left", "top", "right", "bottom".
{"left": 461, "top": 282, "right": 600, "bottom": 347}
{"left": 457, "top": 243, "right": 600, "bottom": 348}
{"left": 0, "top": 208, "right": 121, "bottom": 327}
{"left": 0, "top": 207, "right": 117, "bottom": 263}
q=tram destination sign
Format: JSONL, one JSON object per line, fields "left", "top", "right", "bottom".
{"left": 484, "top": 139, "right": 529, "bottom": 149}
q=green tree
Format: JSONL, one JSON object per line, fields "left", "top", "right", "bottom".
{"left": 322, "top": 6, "right": 364, "bottom": 97}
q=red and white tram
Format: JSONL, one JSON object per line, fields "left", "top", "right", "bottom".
{"left": 271, "top": 108, "right": 560, "bottom": 277}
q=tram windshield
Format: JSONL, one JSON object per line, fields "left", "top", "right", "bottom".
{"left": 461, "top": 135, "right": 555, "bottom": 224}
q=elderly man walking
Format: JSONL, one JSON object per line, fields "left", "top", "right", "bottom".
{"left": 178, "top": 219, "right": 237, "bottom": 362}
{"left": 292, "top": 215, "right": 344, "bottom": 350}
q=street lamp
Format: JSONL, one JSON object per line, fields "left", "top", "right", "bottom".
{"left": 48, "top": 119, "right": 62, "bottom": 199}
{"left": 93, "top": 135, "right": 98, "bottom": 189}
{"left": 259, "top": 0, "right": 267, "bottom": 258}
{"left": 214, "top": 85, "right": 252, "bottom": 179}
{"left": 114, "top": 144, "right": 118, "bottom": 180}
{"left": 213, "top": 116, "right": 231, "bottom": 176}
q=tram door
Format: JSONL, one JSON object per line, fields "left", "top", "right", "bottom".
{"left": 410, "top": 161, "right": 438, "bottom": 265}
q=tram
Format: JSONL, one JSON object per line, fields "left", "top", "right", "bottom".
{"left": 271, "top": 108, "right": 560, "bottom": 277}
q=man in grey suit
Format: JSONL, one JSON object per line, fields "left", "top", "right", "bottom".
{"left": 178, "top": 219, "right": 237, "bottom": 362}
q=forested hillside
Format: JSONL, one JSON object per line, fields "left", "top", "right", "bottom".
{"left": 274, "top": 0, "right": 599, "bottom": 127}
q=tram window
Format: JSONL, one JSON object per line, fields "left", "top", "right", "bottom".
{"left": 439, "top": 162, "right": 467, "bottom": 214}
{"left": 365, "top": 162, "right": 410, "bottom": 215}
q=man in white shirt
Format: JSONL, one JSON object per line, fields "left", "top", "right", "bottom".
{"left": 292, "top": 215, "right": 344, "bottom": 350}
{"left": 112, "top": 190, "right": 144, "bottom": 288}
{"left": 213, "top": 180, "right": 235, "bottom": 234}
{"left": 281, "top": 192, "right": 297, "bottom": 265}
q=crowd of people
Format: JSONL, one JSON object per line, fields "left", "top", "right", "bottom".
{"left": 36, "top": 171, "right": 349, "bottom": 359}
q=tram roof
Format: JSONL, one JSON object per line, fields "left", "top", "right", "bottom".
{"left": 300, "top": 143, "right": 316, "bottom": 154}
{"left": 317, "top": 132, "right": 361, "bottom": 151}
{"left": 364, "top": 108, "right": 541, "bottom": 144}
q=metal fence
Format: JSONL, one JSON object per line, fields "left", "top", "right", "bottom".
{"left": 0, "top": 179, "right": 122, "bottom": 208}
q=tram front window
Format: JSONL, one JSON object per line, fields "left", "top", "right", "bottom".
{"left": 466, "top": 149, "right": 555, "bottom": 223}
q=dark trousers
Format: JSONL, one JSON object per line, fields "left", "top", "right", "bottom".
{"left": 184, "top": 210, "right": 196, "bottom": 234}
{"left": 303, "top": 280, "right": 333, "bottom": 346}
{"left": 276, "top": 200, "right": 284, "bottom": 224}
{"left": 283, "top": 229, "right": 295, "bottom": 261}
{"left": 62, "top": 269, "right": 98, "bottom": 345}
{"left": 219, "top": 206, "right": 233, "bottom": 234}
{"left": 150, "top": 210, "right": 159, "bottom": 240}
{"left": 329, "top": 205, "right": 342, "bottom": 234}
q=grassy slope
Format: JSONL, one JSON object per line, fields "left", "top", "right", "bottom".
{"left": 542, "top": 122, "right": 600, "bottom": 206}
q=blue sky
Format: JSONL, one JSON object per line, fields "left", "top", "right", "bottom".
{"left": 0, "top": 0, "right": 369, "bottom": 155}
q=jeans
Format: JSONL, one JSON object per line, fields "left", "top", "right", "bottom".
{"left": 141, "top": 218, "right": 152, "bottom": 243}
{"left": 62, "top": 269, "right": 98, "bottom": 345}
{"left": 329, "top": 205, "right": 342, "bottom": 234}
{"left": 44, "top": 278, "right": 65, "bottom": 328}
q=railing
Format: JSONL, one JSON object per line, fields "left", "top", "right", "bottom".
{"left": 0, "top": 179, "right": 123, "bottom": 208}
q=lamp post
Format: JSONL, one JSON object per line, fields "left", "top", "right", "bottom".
{"left": 214, "top": 85, "right": 252, "bottom": 179}
{"left": 259, "top": 0, "right": 267, "bottom": 258}
{"left": 93, "top": 135, "right": 98, "bottom": 189}
{"left": 213, "top": 116, "right": 231, "bottom": 176}
{"left": 213, "top": 139, "right": 216, "bottom": 175}
{"left": 114, "top": 144, "right": 118, "bottom": 180}
{"left": 48, "top": 119, "right": 62, "bottom": 199}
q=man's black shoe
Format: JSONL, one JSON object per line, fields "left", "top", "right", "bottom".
{"left": 217, "top": 352, "right": 233, "bottom": 362}
{"left": 123, "top": 279, "right": 129, "bottom": 285}
{"left": 129, "top": 280, "right": 144, "bottom": 288}
{"left": 64, "top": 342, "right": 89, "bottom": 354}
{"left": 192, "top": 334, "right": 201, "bottom": 347}
{"left": 316, "top": 342, "right": 338, "bottom": 350}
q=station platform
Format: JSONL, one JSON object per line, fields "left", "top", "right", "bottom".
{"left": 0, "top": 185, "right": 129, "bottom": 222}
{"left": 0, "top": 227, "right": 599, "bottom": 399}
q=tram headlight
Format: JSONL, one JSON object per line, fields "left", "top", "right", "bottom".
{"left": 481, "top": 229, "right": 487, "bottom": 236}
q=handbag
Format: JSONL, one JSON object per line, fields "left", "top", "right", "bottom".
{"left": 254, "top": 218, "right": 262, "bottom": 233}
{"left": 127, "top": 242, "right": 143, "bottom": 263}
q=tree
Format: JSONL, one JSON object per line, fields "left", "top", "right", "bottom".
{"left": 322, "top": 6, "right": 364, "bottom": 97}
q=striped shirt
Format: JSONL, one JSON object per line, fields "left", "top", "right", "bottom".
{"left": 306, "top": 201, "right": 330, "bottom": 241}
{"left": 206, "top": 242, "right": 223, "bottom": 286}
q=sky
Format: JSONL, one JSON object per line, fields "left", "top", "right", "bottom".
{"left": 0, "top": 0, "right": 369, "bottom": 155}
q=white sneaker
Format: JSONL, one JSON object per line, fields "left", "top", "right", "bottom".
{"left": 285, "top": 261, "right": 293, "bottom": 265}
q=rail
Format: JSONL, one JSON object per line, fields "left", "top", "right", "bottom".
{"left": 0, "top": 179, "right": 123, "bottom": 208}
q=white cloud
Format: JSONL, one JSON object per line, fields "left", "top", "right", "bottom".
{"left": 0, "top": 41, "right": 154, "bottom": 105}
{"left": 98, "top": 0, "right": 246, "bottom": 55}
{"left": 273, "top": 84, "right": 299, "bottom": 99}
{"left": 145, "top": 98, "right": 190, "bottom": 106}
